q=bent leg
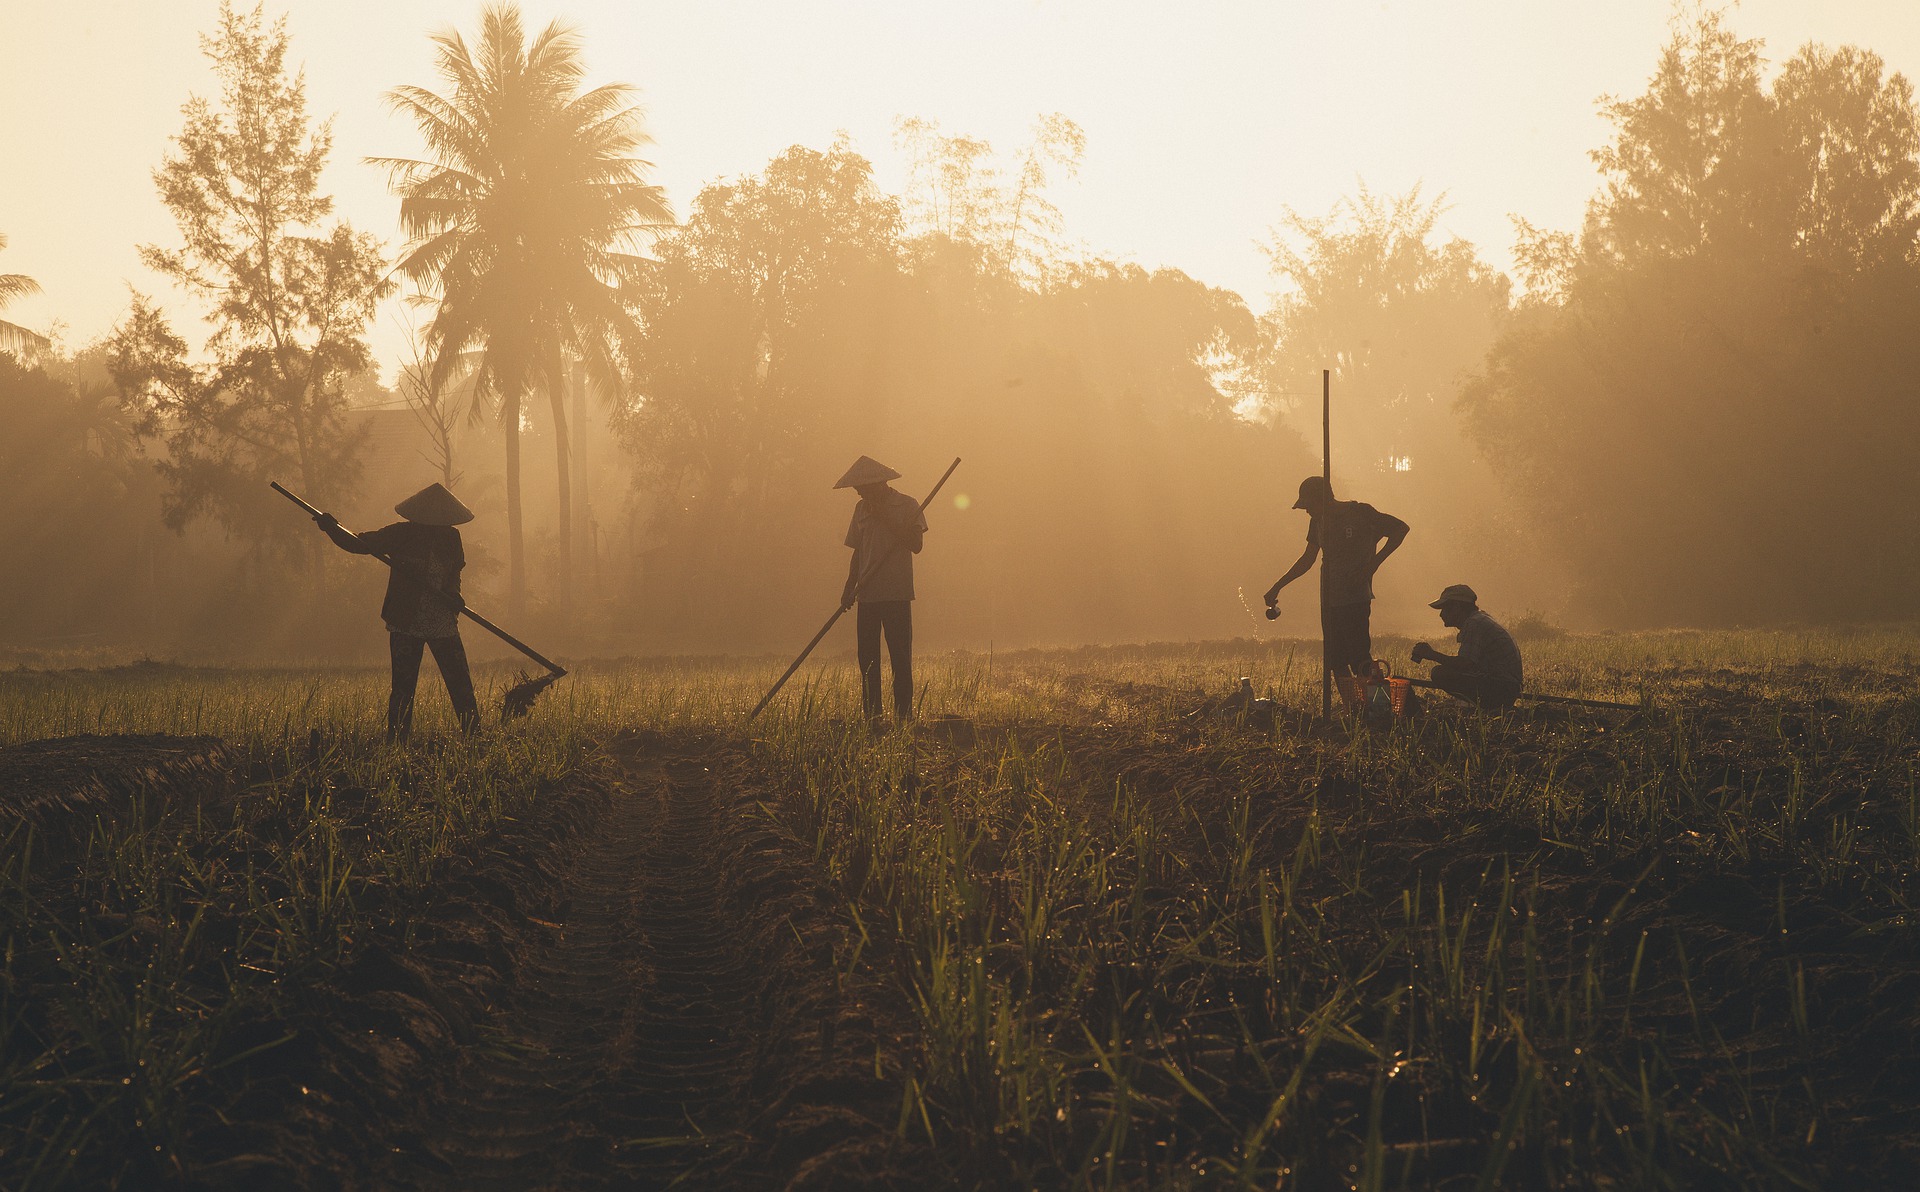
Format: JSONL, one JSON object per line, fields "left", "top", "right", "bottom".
{"left": 427, "top": 633, "right": 482, "bottom": 734}
{"left": 856, "top": 602, "right": 884, "bottom": 723}
{"left": 1431, "top": 663, "right": 1517, "bottom": 711}
{"left": 388, "top": 633, "right": 426, "bottom": 744}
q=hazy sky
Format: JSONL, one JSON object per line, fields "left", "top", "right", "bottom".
{"left": 4, "top": 1, "right": 1919, "bottom": 378}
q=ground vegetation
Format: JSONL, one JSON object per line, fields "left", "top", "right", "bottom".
{"left": 3, "top": 631, "right": 1916, "bottom": 1187}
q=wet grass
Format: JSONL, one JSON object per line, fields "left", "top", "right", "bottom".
{"left": 748, "top": 630, "right": 1920, "bottom": 1188}
{"left": 2, "top": 629, "right": 1917, "bottom": 1188}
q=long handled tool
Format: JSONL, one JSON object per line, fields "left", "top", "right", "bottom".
{"left": 271, "top": 481, "right": 568, "bottom": 721}
{"left": 1402, "top": 676, "right": 1641, "bottom": 712}
{"left": 748, "top": 458, "right": 962, "bottom": 723}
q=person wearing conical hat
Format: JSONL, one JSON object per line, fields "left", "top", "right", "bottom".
{"left": 836, "top": 456, "right": 928, "bottom": 727}
{"left": 314, "top": 482, "right": 481, "bottom": 742}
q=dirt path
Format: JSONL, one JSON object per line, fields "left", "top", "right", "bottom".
{"left": 381, "top": 733, "right": 903, "bottom": 1190}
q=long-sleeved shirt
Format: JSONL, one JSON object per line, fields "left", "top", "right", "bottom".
{"left": 325, "top": 521, "right": 465, "bottom": 638}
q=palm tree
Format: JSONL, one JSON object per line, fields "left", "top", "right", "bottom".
{"left": 376, "top": 3, "right": 671, "bottom": 616}
{"left": 0, "top": 234, "right": 51, "bottom": 362}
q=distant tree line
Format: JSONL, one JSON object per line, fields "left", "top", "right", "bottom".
{"left": 1465, "top": 13, "right": 1920, "bottom": 626}
{"left": 2, "top": 6, "right": 1917, "bottom": 659}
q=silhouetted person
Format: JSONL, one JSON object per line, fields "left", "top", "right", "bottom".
{"left": 315, "top": 483, "right": 481, "bottom": 743}
{"left": 837, "top": 456, "right": 927, "bottom": 727}
{"left": 1412, "top": 584, "right": 1523, "bottom": 710}
{"left": 1264, "top": 476, "right": 1408, "bottom": 678}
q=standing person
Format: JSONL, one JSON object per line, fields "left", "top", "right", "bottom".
{"left": 314, "top": 483, "right": 482, "bottom": 743}
{"left": 1412, "top": 584, "right": 1524, "bottom": 709}
{"left": 837, "top": 456, "right": 927, "bottom": 727}
{"left": 1262, "top": 475, "right": 1409, "bottom": 680}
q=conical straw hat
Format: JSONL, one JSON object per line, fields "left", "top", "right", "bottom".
{"left": 394, "top": 482, "right": 474, "bottom": 526}
{"left": 833, "top": 455, "right": 901, "bottom": 489}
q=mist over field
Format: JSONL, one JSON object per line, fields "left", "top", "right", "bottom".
{"left": 11, "top": 6, "right": 1920, "bottom": 1189}
{"left": 4, "top": 3, "right": 1917, "bottom": 664}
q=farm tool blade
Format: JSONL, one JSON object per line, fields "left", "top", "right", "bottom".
{"left": 748, "top": 457, "right": 962, "bottom": 723}
{"left": 271, "top": 481, "right": 567, "bottom": 722}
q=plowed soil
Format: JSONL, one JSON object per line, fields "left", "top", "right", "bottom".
{"left": 374, "top": 731, "right": 911, "bottom": 1189}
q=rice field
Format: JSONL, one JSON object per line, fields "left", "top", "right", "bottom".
{"left": 2, "top": 628, "right": 1917, "bottom": 1188}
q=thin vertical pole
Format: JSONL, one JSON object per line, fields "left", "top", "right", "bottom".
{"left": 1321, "top": 368, "right": 1332, "bottom": 720}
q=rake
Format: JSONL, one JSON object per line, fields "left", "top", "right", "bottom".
{"left": 271, "top": 482, "right": 567, "bottom": 721}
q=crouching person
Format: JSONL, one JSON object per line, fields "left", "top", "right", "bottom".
{"left": 315, "top": 483, "right": 482, "bottom": 742}
{"left": 1411, "top": 584, "right": 1522, "bottom": 710}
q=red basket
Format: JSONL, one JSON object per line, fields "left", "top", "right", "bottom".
{"left": 1335, "top": 672, "right": 1370, "bottom": 711}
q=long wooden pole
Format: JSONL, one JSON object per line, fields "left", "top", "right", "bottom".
{"left": 1401, "top": 677, "right": 1640, "bottom": 712}
{"left": 270, "top": 481, "right": 566, "bottom": 678}
{"left": 747, "top": 458, "right": 962, "bottom": 723}
{"left": 1321, "top": 368, "right": 1332, "bottom": 720}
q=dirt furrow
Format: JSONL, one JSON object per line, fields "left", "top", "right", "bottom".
{"left": 382, "top": 733, "right": 906, "bottom": 1190}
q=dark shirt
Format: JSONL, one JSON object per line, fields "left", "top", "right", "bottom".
{"left": 845, "top": 491, "right": 928, "bottom": 602}
{"left": 1457, "top": 610, "right": 1523, "bottom": 690}
{"left": 1307, "top": 500, "right": 1405, "bottom": 607}
{"left": 330, "top": 522, "right": 465, "bottom": 637}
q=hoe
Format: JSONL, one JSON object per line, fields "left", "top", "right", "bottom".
{"left": 271, "top": 482, "right": 567, "bottom": 721}
{"left": 748, "top": 457, "right": 962, "bottom": 722}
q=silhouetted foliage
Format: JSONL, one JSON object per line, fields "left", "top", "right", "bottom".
{"left": 1256, "top": 187, "right": 1539, "bottom": 615}
{"left": 107, "top": 2, "right": 390, "bottom": 557}
{"left": 378, "top": 1, "right": 673, "bottom": 616}
{"left": 618, "top": 140, "right": 1308, "bottom": 648}
{"left": 0, "top": 353, "right": 160, "bottom": 646}
{"left": 0, "top": 233, "right": 50, "bottom": 361}
{"left": 1465, "top": 13, "right": 1920, "bottom": 625}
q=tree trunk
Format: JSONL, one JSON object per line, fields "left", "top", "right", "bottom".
{"left": 506, "top": 388, "right": 526, "bottom": 619}
{"left": 549, "top": 366, "right": 573, "bottom": 615}
{"left": 571, "top": 358, "right": 591, "bottom": 601}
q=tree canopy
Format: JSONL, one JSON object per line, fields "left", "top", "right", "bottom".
{"left": 1466, "top": 13, "right": 1920, "bottom": 626}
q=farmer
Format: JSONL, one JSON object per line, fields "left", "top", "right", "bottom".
{"left": 1263, "top": 476, "right": 1409, "bottom": 679}
{"left": 313, "top": 483, "right": 481, "bottom": 743}
{"left": 837, "top": 455, "right": 927, "bottom": 727}
{"left": 1411, "top": 584, "right": 1523, "bottom": 710}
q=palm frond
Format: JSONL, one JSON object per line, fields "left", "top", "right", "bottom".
{"left": 0, "top": 318, "right": 51, "bottom": 360}
{"left": 0, "top": 272, "right": 42, "bottom": 307}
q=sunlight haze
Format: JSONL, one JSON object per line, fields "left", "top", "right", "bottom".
{"left": 7, "top": 0, "right": 1918, "bottom": 371}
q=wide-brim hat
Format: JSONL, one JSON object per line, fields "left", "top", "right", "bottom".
{"left": 1429, "top": 583, "right": 1478, "bottom": 609}
{"left": 833, "top": 455, "right": 901, "bottom": 489}
{"left": 394, "top": 482, "right": 474, "bottom": 526}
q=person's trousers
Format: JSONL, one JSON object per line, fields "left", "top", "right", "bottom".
{"left": 389, "top": 631, "right": 481, "bottom": 742}
{"left": 856, "top": 600, "right": 913, "bottom": 723}
{"left": 1430, "top": 661, "right": 1520, "bottom": 710}
{"left": 1321, "top": 600, "right": 1373, "bottom": 677}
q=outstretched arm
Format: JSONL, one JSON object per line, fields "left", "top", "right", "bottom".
{"left": 1264, "top": 543, "right": 1319, "bottom": 606}
{"left": 314, "top": 513, "right": 375, "bottom": 555}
